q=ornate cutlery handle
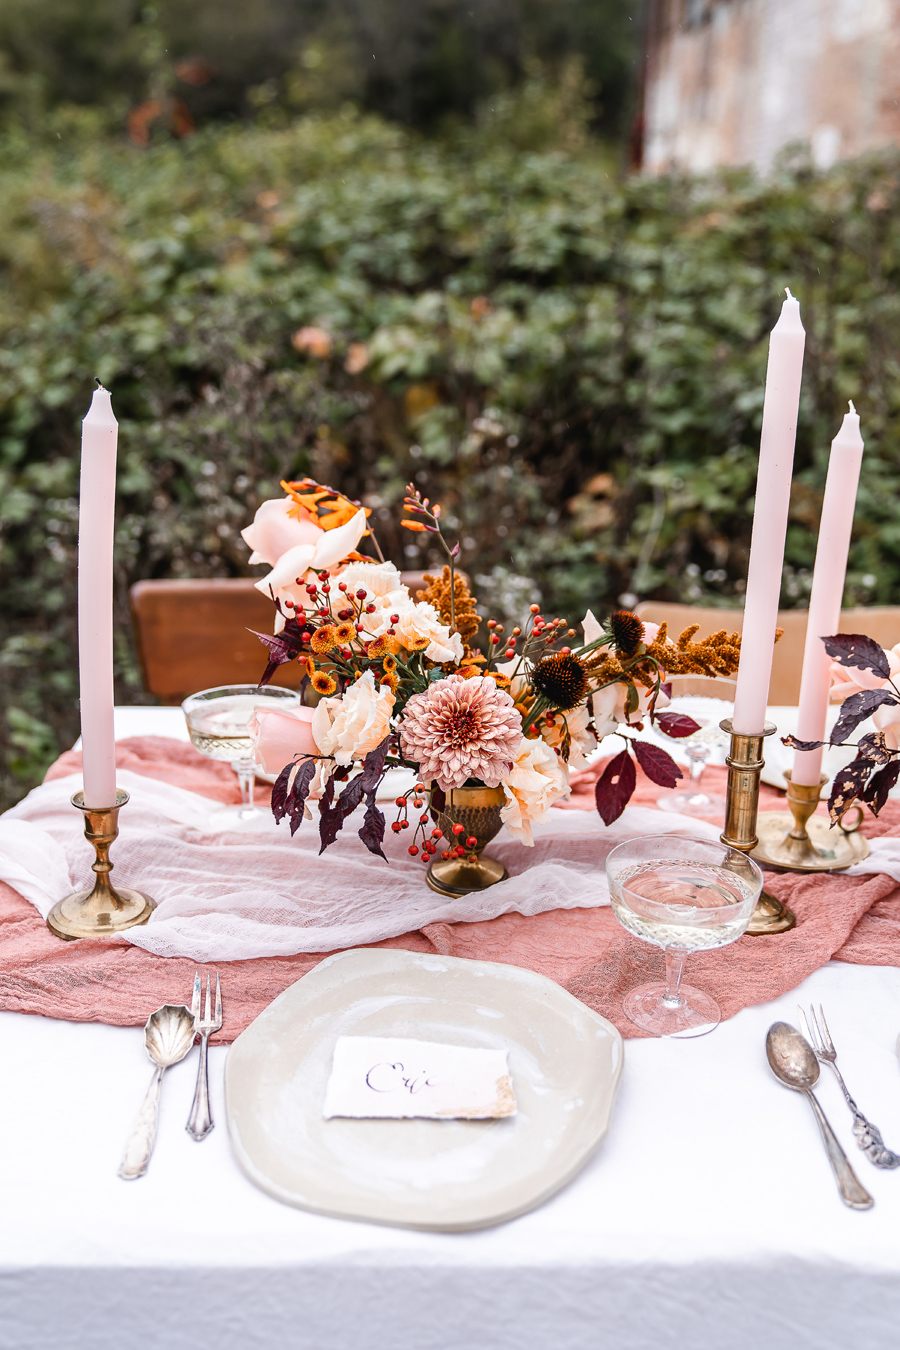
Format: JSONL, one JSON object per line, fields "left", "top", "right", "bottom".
{"left": 824, "top": 1063, "right": 900, "bottom": 1169}
{"left": 119, "top": 1065, "right": 164, "bottom": 1180}
{"left": 186, "top": 1035, "right": 214, "bottom": 1141}
{"left": 804, "top": 1089, "right": 873, "bottom": 1209}
{"left": 851, "top": 1111, "right": 900, "bottom": 1169}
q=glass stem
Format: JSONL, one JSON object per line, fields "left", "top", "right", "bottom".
{"left": 688, "top": 747, "right": 707, "bottom": 798}
{"left": 662, "top": 948, "right": 687, "bottom": 1008}
{"left": 235, "top": 759, "right": 256, "bottom": 818}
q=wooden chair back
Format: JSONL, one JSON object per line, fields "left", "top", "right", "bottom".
{"left": 634, "top": 602, "right": 900, "bottom": 706}
{"left": 129, "top": 572, "right": 442, "bottom": 704}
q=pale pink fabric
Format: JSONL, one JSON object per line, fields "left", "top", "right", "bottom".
{"left": 0, "top": 738, "right": 898, "bottom": 1040}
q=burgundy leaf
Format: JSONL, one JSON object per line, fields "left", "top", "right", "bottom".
{"left": 831, "top": 688, "right": 899, "bottom": 744}
{"left": 822, "top": 633, "right": 891, "bottom": 678}
{"left": 827, "top": 760, "right": 872, "bottom": 826}
{"left": 864, "top": 758, "right": 900, "bottom": 816}
{"left": 317, "top": 772, "right": 342, "bottom": 853}
{"left": 359, "top": 795, "right": 388, "bottom": 860}
{"left": 632, "top": 739, "right": 683, "bottom": 789}
{"left": 655, "top": 710, "right": 703, "bottom": 739}
{"left": 271, "top": 757, "right": 317, "bottom": 836}
{"left": 595, "top": 749, "right": 637, "bottom": 826}
{"left": 856, "top": 731, "right": 894, "bottom": 765}
{"left": 782, "top": 734, "right": 825, "bottom": 752}
{"left": 359, "top": 735, "right": 393, "bottom": 793}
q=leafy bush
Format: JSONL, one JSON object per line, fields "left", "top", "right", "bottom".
{"left": 3, "top": 85, "right": 900, "bottom": 807}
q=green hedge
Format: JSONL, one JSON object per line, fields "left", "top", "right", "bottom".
{"left": 3, "top": 94, "right": 900, "bottom": 806}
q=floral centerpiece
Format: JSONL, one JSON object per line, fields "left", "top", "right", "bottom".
{"left": 242, "top": 479, "right": 744, "bottom": 888}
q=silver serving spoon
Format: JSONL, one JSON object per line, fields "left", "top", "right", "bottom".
{"left": 766, "top": 1021, "right": 873, "bottom": 1210}
{"left": 119, "top": 1004, "right": 196, "bottom": 1180}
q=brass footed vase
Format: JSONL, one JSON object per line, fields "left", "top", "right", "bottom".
{"left": 426, "top": 784, "right": 509, "bottom": 898}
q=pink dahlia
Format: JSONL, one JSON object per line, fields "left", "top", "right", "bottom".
{"left": 399, "top": 674, "right": 523, "bottom": 792}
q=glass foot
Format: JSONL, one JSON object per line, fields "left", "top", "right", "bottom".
{"left": 623, "top": 981, "right": 720, "bottom": 1038}
{"left": 657, "top": 791, "right": 727, "bottom": 817}
{"left": 203, "top": 805, "right": 279, "bottom": 833}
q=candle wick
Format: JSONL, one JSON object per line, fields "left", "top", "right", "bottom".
{"left": 849, "top": 399, "right": 857, "bottom": 414}
{"left": 93, "top": 375, "right": 106, "bottom": 390}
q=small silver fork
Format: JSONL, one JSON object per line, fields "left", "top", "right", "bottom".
{"left": 187, "top": 971, "right": 222, "bottom": 1141}
{"left": 799, "top": 1004, "right": 900, "bottom": 1170}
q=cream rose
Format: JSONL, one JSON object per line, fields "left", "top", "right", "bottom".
{"left": 311, "top": 670, "right": 395, "bottom": 765}
{"left": 500, "top": 737, "right": 569, "bottom": 845}
{"left": 362, "top": 597, "right": 463, "bottom": 664}
{"left": 539, "top": 702, "right": 597, "bottom": 768}
{"left": 582, "top": 608, "right": 665, "bottom": 737}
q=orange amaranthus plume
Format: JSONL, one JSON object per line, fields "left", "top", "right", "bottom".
{"left": 281, "top": 478, "right": 371, "bottom": 532}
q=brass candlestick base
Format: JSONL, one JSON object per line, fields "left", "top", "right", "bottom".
{"left": 719, "top": 719, "right": 796, "bottom": 936}
{"left": 752, "top": 770, "right": 870, "bottom": 872}
{"left": 46, "top": 790, "right": 155, "bottom": 941}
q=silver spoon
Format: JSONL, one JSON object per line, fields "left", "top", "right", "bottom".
{"left": 119, "top": 1004, "right": 196, "bottom": 1180}
{"left": 766, "top": 1021, "right": 873, "bottom": 1210}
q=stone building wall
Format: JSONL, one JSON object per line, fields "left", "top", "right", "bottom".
{"left": 642, "top": 0, "right": 900, "bottom": 174}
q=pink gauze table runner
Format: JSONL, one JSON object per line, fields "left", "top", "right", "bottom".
{"left": 1, "top": 736, "right": 900, "bottom": 1040}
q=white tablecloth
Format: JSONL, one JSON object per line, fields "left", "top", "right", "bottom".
{"left": 4, "top": 709, "right": 900, "bottom": 1348}
{"left": 3, "top": 964, "right": 900, "bottom": 1349}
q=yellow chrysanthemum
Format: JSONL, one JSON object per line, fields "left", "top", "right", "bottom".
{"left": 310, "top": 626, "right": 337, "bottom": 654}
{"left": 333, "top": 621, "right": 356, "bottom": 644}
{"left": 382, "top": 653, "right": 397, "bottom": 673}
{"left": 311, "top": 671, "right": 337, "bottom": 695}
{"left": 380, "top": 672, "right": 399, "bottom": 693}
{"left": 405, "top": 635, "right": 430, "bottom": 652}
{"left": 492, "top": 672, "right": 512, "bottom": 690}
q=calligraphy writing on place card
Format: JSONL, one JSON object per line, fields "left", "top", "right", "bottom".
{"left": 322, "top": 1036, "right": 517, "bottom": 1120}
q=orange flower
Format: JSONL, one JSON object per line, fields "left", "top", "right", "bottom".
{"left": 311, "top": 626, "right": 337, "bottom": 654}
{"left": 401, "top": 520, "right": 428, "bottom": 532}
{"left": 311, "top": 671, "right": 337, "bottom": 695}
{"left": 291, "top": 326, "right": 332, "bottom": 359}
{"left": 380, "top": 672, "right": 399, "bottom": 693}
{"left": 382, "top": 653, "right": 397, "bottom": 673}
{"left": 334, "top": 621, "right": 356, "bottom": 645}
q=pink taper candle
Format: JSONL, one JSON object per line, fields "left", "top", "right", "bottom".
{"left": 732, "top": 290, "right": 806, "bottom": 733}
{"left": 792, "top": 404, "right": 864, "bottom": 785}
{"left": 78, "top": 384, "right": 118, "bottom": 807}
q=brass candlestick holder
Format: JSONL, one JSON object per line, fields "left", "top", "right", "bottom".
{"left": 752, "top": 770, "right": 869, "bottom": 871}
{"left": 719, "top": 719, "right": 796, "bottom": 936}
{"left": 46, "top": 789, "right": 155, "bottom": 941}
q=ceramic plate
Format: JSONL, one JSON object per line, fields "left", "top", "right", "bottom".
{"left": 225, "top": 948, "right": 623, "bottom": 1231}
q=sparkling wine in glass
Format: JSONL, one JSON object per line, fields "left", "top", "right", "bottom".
{"left": 182, "top": 684, "right": 302, "bottom": 831}
{"left": 656, "top": 675, "right": 737, "bottom": 819}
{"left": 606, "top": 834, "right": 763, "bottom": 1037}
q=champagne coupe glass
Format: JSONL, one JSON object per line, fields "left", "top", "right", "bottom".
{"left": 182, "top": 684, "right": 302, "bottom": 831}
{"left": 606, "top": 834, "right": 763, "bottom": 1037}
{"left": 656, "top": 675, "right": 737, "bottom": 818}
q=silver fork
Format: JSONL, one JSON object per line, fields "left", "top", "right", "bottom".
{"left": 186, "top": 971, "right": 222, "bottom": 1141}
{"left": 799, "top": 1004, "right": 900, "bottom": 1170}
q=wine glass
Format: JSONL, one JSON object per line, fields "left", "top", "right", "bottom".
{"left": 655, "top": 675, "right": 737, "bottom": 818}
{"left": 606, "top": 834, "right": 763, "bottom": 1037}
{"left": 182, "top": 684, "right": 302, "bottom": 831}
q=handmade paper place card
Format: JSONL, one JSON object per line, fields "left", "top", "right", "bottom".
{"left": 322, "top": 1036, "right": 517, "bottom": 1120}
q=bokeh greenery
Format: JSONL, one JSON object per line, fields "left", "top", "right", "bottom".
{"left": 3, "top": 71, "right": 900, "bottom": 806}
